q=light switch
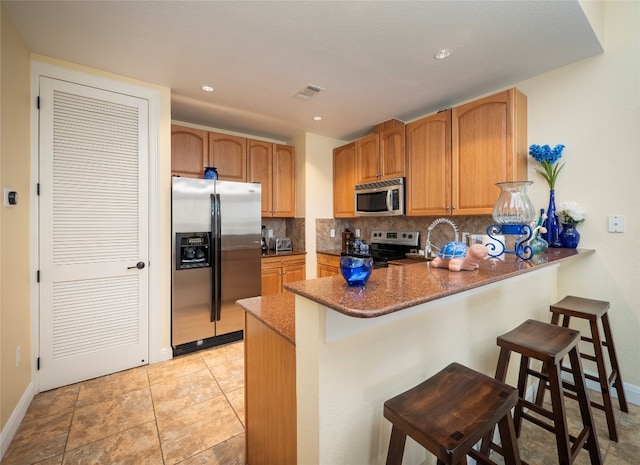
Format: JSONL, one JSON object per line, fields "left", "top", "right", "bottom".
{"left": 330, "top": 229, "right": 336, "bottom": 238}
{"left": 608, "top": 215, "right": 624, "bottom": 233}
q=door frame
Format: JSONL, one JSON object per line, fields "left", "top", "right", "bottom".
{"left": 29, "top": 61, "right": 165, "bottom": 392}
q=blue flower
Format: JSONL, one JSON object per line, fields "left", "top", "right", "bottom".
{"left": 529, "top": 144, "right": 565, "bottom": 189}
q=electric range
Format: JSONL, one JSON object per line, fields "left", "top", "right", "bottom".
{"left": 343, "top": 230, "right": 420, "bottom": 268}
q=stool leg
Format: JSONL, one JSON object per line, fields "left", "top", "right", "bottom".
{"left": 589, "top": 318, "right": 618, "bottom": 442}
{"left": 496, "top": 412, "right": 522, "bottom": 465}
{"left": 601, "top": 313, "right": 629, "bottom": 413}
{"left": 386, "top": 426, "right": 407, "bottom": 465}
{"left": 547, "top": 360, "right": 573, "bottom": 465}
{"left": 513, "top": 355, "right": 530, "bottom": 435}
{"left": 569, "top": 347, "right": 604, "bottom": 465}
{"left": 480, "top": 347, "right": 512, "bottom": 457}
{"left": 535, "top": 311, "right": 563, "bottom": 406}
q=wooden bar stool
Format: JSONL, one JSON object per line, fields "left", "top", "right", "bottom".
{"left": 537, "top": 295, "right": 628, "bottom": 442}
{"left": 383, "top": 362, "right": 522, "bottom": 465}
{"left": 491, "top": 319, "right": 603, "bottom": 465}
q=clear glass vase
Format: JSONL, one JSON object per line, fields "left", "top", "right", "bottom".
{"left": 492, "top": 181, "right": 536, "bottom": 224}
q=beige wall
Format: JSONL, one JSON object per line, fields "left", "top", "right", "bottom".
{"left": 1, "top": 2, "right": 32, "bottom": 431}
{"left": 517, "top": 0, "right": 640, "bottom": 387}
{"left": 293, "top": 132, "right": 346, "bottom": 277}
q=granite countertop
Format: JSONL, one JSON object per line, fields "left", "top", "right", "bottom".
{"left": 237, "top": 292, "right": 296, "bottom": 345}
{"left": 261, "top": 249, "right": 307, "bottom": 258}
{"left": 285, "top": 248, "right": 594, "bottom": 319}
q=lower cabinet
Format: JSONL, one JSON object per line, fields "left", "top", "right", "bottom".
{"left": 317, "top": 253, "right": 341, "bottom": 278}
{"left": 261, "top": 255, "right": 306, "bottom": 295}
{"left": 245, "top": 312, "right": 296, "bottom": 465}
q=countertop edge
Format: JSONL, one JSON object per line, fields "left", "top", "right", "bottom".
{"left": 285, "top": 248, "right": 594, "bottom": 318}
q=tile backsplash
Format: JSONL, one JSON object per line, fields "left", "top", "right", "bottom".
{"left": 316, "top": 215, "right": 494, "bottom": 252}
{"left": 262, "top": 217, "right": 305, "bottom": 251}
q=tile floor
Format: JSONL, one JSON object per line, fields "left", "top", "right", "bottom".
{"left": 3, "top": 340, "right": 639, "bottom": 464}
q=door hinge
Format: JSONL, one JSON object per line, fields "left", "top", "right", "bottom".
{"left": 37, "top": 357, "right": 40, "bottom": 370}
{"left": 37, "top": 96, "right": 40, "bottom": 109}
{"left": 37, "top": 183, "right": 40, "bottom": 196}
{"left": 37, "top": 270, "right": 40, "bottom": 282}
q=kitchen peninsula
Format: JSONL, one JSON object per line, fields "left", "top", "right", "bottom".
{"left": 240, "top": 248, "right": 593, "bottom": 465}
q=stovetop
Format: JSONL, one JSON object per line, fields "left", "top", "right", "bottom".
{"left": 342, "top": 230, "right": 420, "bottom": 268}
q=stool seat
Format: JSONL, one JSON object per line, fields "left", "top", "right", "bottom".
{"left": 490, "top": 319, "right": 603, "bottom": 465}
{"left": 497, "top": 319, "right": 581, "bottom": 364}
{"left": 384, "top": 362, "right": 522, "bottom": 465}
{"left": 544, "top": 295, "right": 629, "bottom": 442}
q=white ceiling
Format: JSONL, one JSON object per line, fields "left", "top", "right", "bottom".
{"left": 4, "top": 1, "right": 602, "bottom": 142}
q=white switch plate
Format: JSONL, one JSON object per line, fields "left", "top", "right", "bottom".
{"left": 355, "top": 228, "right": 361, "bottom": 238}
{"left": 330, "top": 229, "right": 336, "bottom": 238}
{"left": 608, "top": 215, "right": 624, "bottom": 233}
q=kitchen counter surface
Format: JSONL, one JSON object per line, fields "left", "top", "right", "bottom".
{"left": 237, "top": 292, "right": 295, "bottom": 345}
{"left": 261, "top": 249, "right": 307, "bottom": 258}
{"left": 286, "top": 248, "right": 594, "bottom": 319}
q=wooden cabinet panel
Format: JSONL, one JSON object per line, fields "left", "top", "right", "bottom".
{"left": 245, "top": 313, "right": 296, "bottom": 465}
{"left": 261, "top": 255, "right": 306, "bottom": 295}
{"left": 356, "top": 134, "right": 379, "bottom": 184}
{"left": 248, "top": 140, "right": 273, "bottom": 216}
{"left": 208, "top": 132, "right": 247, "bottom": 181}
{"left": 379, "top": 123, "right": 406, "bottom": 180}
{"left": 452, "top": 88, "right": 527, "bottom": 215}
{"left": 405, "top": 111, "right": 451, "bottom": 216}
{"left": 171, "top": 125, "right": 208, "bottom": 178}
{"left": 317, "top": 253, "right": 341, "bottom": 278}
{"left": 333, "top": 142, "right": 357, "bottom": 218}
{"left": 273, "top": 144, "right": 295, "bottom": 217}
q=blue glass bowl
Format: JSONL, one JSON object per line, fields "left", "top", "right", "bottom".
{"left": 339, "top": 256, "right": 373, "bottom": 287}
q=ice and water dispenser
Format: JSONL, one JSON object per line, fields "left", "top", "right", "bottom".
{"left": 175, "top": 232, "right": 211, "bottom": 270}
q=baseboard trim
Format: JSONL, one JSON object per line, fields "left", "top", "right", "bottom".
{"left": 159, "top": 346, "right": 173, "bottom": 362}
{"left": 0, "top": 382, "right": 35, "bottom": 460}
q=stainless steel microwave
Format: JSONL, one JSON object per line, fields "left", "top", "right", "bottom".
{"left": 354, "top": 178, "right": 405, "bottom": 216}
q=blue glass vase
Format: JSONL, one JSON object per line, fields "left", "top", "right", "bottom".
{"left": 340, "top": 256, "right": 373, "bottom": 287}
{"left": 542, "top": 190, "right": 562, "bottom": 247}
{"left": 559, "top": 223, "right": 581, "bottom": 248}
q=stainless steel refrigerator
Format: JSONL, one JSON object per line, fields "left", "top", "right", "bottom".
{"left": 171, "top": 177, "right": 261, "bottom": 355}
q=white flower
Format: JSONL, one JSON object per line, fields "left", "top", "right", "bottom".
{"left": 557, "top": 201, "right": 586, "bottom": 224}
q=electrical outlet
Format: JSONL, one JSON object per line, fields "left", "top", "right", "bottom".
{"left": 268, "top": 229, "right": 273, "bottom": 238}
{"left": 608, "top": 215, "right": 624, "bottom": 233}
{"left": 16, "top": 346, "right": 21, "bottom": 367}
{"left": 330, "top": 229, "right": 336, "bottom": 238}
{"left": 355, "top": 228, "right": 361, "bottom": 238}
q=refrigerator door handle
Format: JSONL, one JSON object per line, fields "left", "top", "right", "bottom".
{"left": 210, "top": 193, "right": 222, "bottom": 322}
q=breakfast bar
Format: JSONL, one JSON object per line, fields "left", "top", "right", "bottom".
{"left": 240, "top": 248, "right": 594, "bottom": 465}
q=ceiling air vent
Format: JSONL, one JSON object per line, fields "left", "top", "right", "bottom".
{"left": 294, "top": 84, "right": 325, "bottom": 100}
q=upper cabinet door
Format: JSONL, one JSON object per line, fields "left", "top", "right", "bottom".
{"left": 379, "top": 124, "right": 405, "bottom": 180}
{"left": 452, "top": 88, "right": 527, "bottom": 215}
{"left": 208, "top": 132, "right": 247, "bottom": 181}
{"left": 333, "top": 142, "right": 357, "bottom": 218}
{"left": 248, "top": 140, "right": 273, "bottom": 216}
{"left": 171, "top": 125, "right": 208, "bottom": 178}
{"left": 356, "top": 134, "right": 379, "bottom": 184}
{"left": 405, "top": 111, "right": 451, "bottom": 216}
{"left": 272, "top": 144, "right": 295, "bottom": 217}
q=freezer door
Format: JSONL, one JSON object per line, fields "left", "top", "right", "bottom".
{"left": 215, "top": 181, "right": 262, "bottom": 335}
{"left": 171, "top": 267, "right": 215, "bottom": 345}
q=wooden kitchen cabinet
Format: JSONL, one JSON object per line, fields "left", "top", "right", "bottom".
{"left": 208, "top": 132, "right": 247, "bottom": 181}
{"left": 452, "top": 88, "right": 527, "bottom": 215}
{"left": 272, "top": 144, "right": 296, "bottom": 217}
{"left": 333, "top": 142, "right": 357, "bottom": 218}
{"left": 405, "top": 110, "right": 452, "bottom": 216}
{"left": 356, "top": 119, "right": 405, "bottom": 183}
{"left": 405, "top": 88, "right": 527, "bottom": 216}
{"left": 317, "top": 253, "right": 341, "bottom": 278}
{"left": 248, "top": 141, "right": 295, "bottom": 218}
{"left": 171, "top": 125, "right": 208, "bottom": 178}
{"left": 261, "top": 255, "right": 306, "bottom": 295}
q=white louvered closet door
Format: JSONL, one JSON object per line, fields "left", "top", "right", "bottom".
{"left": 39, "top": 77, "right": 149, "bottom": 391}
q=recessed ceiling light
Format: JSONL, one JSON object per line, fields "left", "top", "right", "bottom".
{"left": 433, "top": 49, "right": 452, "bottom": 60}
{"left": 201, "top": 85, "right": 214, "bottom": 92}
{"left": 313, "top": 116, "right": 322, "bottom": 121}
